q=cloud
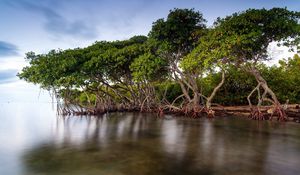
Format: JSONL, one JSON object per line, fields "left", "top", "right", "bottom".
{"left": 0, "top": 41, "right": 19, "bottom": 57}
{"left": 0, "top": 69, "right": 18, "bottom": 84}
{"left": 6, "top": 0, "right": 98, "bottom": 39}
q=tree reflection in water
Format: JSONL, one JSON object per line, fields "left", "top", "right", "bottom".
{"left": 23, "top": 113, "right": 300, "bottom": 175}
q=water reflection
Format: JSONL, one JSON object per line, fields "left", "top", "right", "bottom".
{"left": 19, "top": 113, "right": 300, "bottom": 175}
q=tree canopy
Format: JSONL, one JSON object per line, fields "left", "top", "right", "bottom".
{"left": 18, "top": 8, "right": 300, "bottom": 120}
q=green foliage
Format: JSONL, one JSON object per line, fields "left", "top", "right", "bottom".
{"left": 214, "top": 8, "right": 300, "bottom": 62}
{"left": 204, "top": 66, "right": 256, "bottom": 105}
{"left": 155, "top": 82, "right": 182, "bottom": 103}
{"left": 130, "top": 53, "right": 167, "bottom": 81}
{"left": 263, "top": 54, "right": 300, "bottom": 103}
{"left": 18, "top": 49, "right": 87, "bottom": 90}
{"left": 149, "top": 8, "right": 206, "bottom": 58}
{"left": 181, "top": 28, "right": 231, "bottom": 74}
{"left": 202, "top": 55, "right": 300, "bottom": 105}
{"left": 82, "top": 36, "right": 148, "bottom": 83}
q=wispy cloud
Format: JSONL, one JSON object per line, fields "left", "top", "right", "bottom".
{"left": 0, "top": 69, "right": 18, "bottom": 84}
{"left": 0, "top": 41, "right": 19, "bottom": 57}
{"left": 5, "top": 0, "right": 98, "bottom": 39}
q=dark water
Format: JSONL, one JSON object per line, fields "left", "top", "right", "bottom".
{"left": 1, "top": 103, "right": 300, "bottom": 175}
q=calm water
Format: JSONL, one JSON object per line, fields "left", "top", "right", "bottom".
{"left": 1, "top": 103, "right": 300, "bottom": 175}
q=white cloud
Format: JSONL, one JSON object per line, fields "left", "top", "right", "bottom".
{"left": 267, "top": 42, "right": 297, "bottom": 65}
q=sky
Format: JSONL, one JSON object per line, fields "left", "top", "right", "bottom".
{"left": 0, "top": 0, "right": 299, "bottom": 102}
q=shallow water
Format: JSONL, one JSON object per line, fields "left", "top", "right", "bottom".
{"left": 1, "top": 103, "right": 300, "bottom": 175}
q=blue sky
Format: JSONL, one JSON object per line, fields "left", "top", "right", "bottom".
{"left": 0, "top": 0, "right": 299, "bottom": 102}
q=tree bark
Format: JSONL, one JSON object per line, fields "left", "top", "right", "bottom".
{"left": 249, "top": 67, "right": 279, "bottom": 105}
{"left": 206, "top": 71, "right": 225, "bottom": 109}
{"left": 248, "top": 66, "right": 287, "bottom": 121}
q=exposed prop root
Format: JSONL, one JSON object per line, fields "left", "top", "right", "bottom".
{"left": 247, "top": 66, "right": 288, "bottom": 122}
{"left": 269, "top": 104, "right": 287, "bottom": 121}
{"left": 190, "top": 106, "right": 202, "bottom": 118}
{"left": 157, "top": 107, "right": 164, "bottom": 117}
{"left": 207, "top": 109, "right": 215, "bottom": 118}
{"left": 249, "top": 107, "right": 266, "bottom": 120}
{"left": 182, "top": 106, "right": 189, "bottom": 116}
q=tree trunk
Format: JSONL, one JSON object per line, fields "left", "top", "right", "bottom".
{"left": 178, "top": 80, "right": 191, "bottom": 102}
{"left": 189, "top": 75, "right": 201, "bottom": 109}
{"left": 193, "top": 93, "right": 200, "bottom": 108}
{"left": 250, "top": 67, "right": 279, "bottom": 105}
{"left": 248, "top": 66, "right": 287, "bottom": 121}
{"left": 206, "top": 71, "right": 225, "bottom": 109}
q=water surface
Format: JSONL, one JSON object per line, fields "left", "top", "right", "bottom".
{"left": 1, "top": 102, "right": 300, "bottom": 175}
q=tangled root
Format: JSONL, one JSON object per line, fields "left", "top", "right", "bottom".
{"left": 157, "top": 107, "right": 164, "bottom": 117}
{"left": 249, "top": 107, "right": 266, "bottom": 120}
{"left": 269, "top": 105, "right": 287, "bottom": 121}
{"left": 207, "top": 109, "right": 215, "bottom": 118}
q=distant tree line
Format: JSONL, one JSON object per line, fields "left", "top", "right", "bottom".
{"left": 18, "top": 8, "right": 300, "bottom": 120}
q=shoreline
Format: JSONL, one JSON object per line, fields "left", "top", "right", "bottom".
{"left": 62, "top": 104, "right": 300, "bottom": 123}
{"left": 212, "top": 105, "right": 300, "bottom": 122}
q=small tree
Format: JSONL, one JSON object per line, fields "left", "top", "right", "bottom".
{"left": 181, "top": 28, "right": 231, "bottom": 116}
{"left": 149, "top": 8, "right": 207, "bottom": 114}
{"left": 214, "top": 8, "right": 300, "bottom": 120}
